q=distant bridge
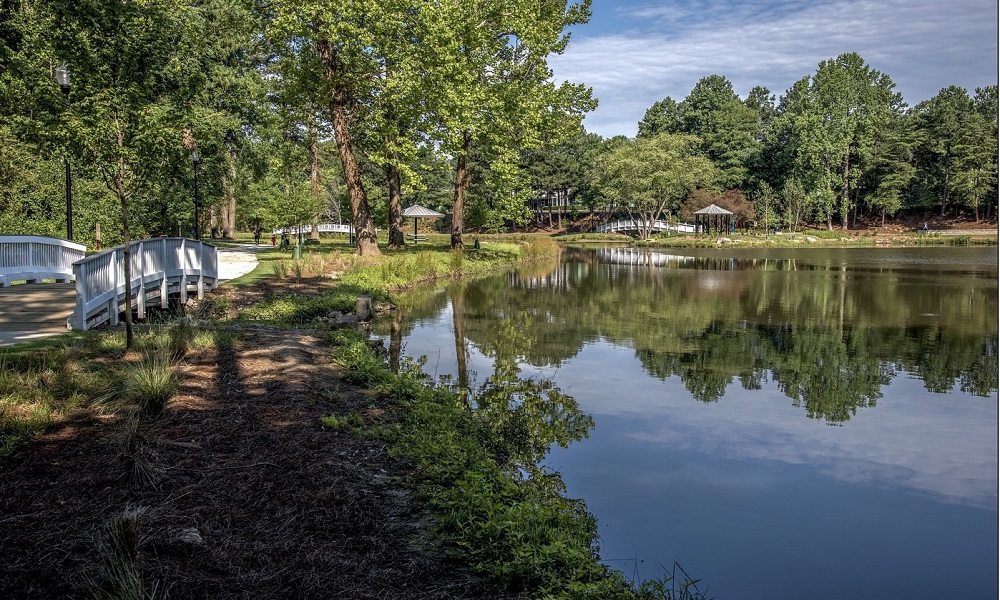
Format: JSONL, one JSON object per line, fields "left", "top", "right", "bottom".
{"left": 595, "top": 219, "right": 696, "bottom": 235}
{"left": 0, "top": 236, "right": 217, "bottom": 341}
{"left": 273, "top": 223, "right": 358, "bottom": 236}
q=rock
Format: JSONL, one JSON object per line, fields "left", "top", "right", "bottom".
{"left": 177, "top": 527, "right": 205, "bottom": 547}
{"left": 335, "top": 314, "right": 360, "bottom": 328}
{"left": 373, "top": 301, "right": 396, "bottom": 313}
{"left": 356, "top": 295, "right": 373, "bottom": 321}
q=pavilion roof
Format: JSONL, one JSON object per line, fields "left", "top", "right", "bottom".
{"left": 402, "top": 205, "right": 445, "bottom": 218}
{"left": 693, "top": 203, "right": 733, "bottom": 215}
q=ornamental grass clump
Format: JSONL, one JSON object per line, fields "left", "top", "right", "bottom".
{"left": 119, "top": 356, "right": 177, "bottom": 418}
{"left": 91, "top": 505, "right": 148, "bottom": 600}
{"left": 116, "top": 414, "right": 161, "bottom": 488}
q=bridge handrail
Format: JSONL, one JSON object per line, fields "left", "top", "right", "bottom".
{"left": 273, "top": 223, "right": 353, "bottom": 235}
{"left": 70, "top": 237, "right": 218, "bottom": 331}
{"left": 594, "top": 219, "right": 696, "bottom": 234}
{"left": 0, "top": 235, "right": 87, "bottom": 287}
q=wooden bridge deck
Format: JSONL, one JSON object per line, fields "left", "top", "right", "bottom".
{"left": 0, "top": 284, "right": 75, "bottom": 334}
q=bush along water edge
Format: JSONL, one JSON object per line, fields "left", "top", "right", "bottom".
{"left": 327, "top": 328, "right": 710, "bottom": 600}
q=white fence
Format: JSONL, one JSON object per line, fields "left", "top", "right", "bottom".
{"left": 595, "top": 219, "right": 696, "bottom": 235}
{"left": 70, "top": 237, "right": 218, "bottom": 331}
{"left": 0, "top": 235, "right": 86, "bottom": 287}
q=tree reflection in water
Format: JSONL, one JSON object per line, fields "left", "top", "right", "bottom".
{"left": 381, "top": 247, "right": 997, "bottom": 426}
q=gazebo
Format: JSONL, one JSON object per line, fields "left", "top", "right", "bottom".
{"left": 402, "top": 204, "right": 445, "bottom": 242}
{"left": 693, "top": 204, "right": 734, "bottom": 235}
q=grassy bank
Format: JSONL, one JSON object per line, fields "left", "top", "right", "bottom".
{"left": 558, "top": 230, "right": 996, "bottom": 248}
{"left": 3, "top": 235, "right": 715, "bottom": 598}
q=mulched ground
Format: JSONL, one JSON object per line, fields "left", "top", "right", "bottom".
{"left": 0, "top": 329, "right": 499, "bottom": 599}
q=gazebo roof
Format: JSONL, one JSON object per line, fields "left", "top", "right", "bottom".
{"left": 402, "top": 205, "right": 445, "bottom": 218}
{"left": 693, "top": 203, "right": 733, "bottom": 215}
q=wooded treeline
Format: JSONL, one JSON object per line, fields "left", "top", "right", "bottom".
{"left": 1, "top": 0, "right": 996, "bottom": 250}
{"left": 530, "top": 56, "right": 998, "bottom": 238}
{"left": 1, "top": 0, "right": 594, "bottom": 253}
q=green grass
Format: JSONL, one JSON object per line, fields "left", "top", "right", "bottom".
{"left": 0, "top": 341, "right": 108, "bottom": 458}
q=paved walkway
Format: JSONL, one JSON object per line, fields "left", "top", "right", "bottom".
{"left": 0, "top": 244, "right": 262, "bottom": 347}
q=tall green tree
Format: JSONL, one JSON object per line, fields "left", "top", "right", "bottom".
{"left": 271, "top": 0, "right": 397, "bottom": 256}
{"left": 426, "top": 0, "right": 594, "bottom": 249}
{"left": 775, "top": 53, "right": 903, "bottom": 229}
{"left": 596, "top": 133, "right": 714, "bottom": 240}
{"left": 911, "top": 86, "right": 976, "bottom": 217}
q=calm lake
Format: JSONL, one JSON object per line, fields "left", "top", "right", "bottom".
{"left": 372, "top": 246, "right": 998, "bottom": 600}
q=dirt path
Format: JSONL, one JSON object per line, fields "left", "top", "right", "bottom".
{"left": 0, "top": 330, "right": 493, "bottom": 599}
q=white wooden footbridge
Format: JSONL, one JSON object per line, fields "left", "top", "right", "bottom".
{"left": 0, "top": 235, "right": 217, "bottom": 343}
{"left": 595, "top": 219, "right": 696, "bottom": 235}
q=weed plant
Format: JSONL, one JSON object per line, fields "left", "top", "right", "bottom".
{"left": 319, "top": 412, "right": 364, "bottom": 432}
{"left": 117, "top": 414, "right": 161, "bottom": 487}
{"left": 117, "top": 356, "right": 177, "bottom": 417}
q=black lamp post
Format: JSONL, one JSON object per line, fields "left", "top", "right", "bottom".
{"left": 55, "top": 64, "right": 73, "bottom": 241}
{"left": 191, "top": 150, "right": 201, "bottom": 239}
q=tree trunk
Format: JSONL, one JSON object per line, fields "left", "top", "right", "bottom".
{"left": 221, "top": 152, "right": 237, "bottom": 239}
{"left": 309, "top": 137, "right": 322, "bottom": 240}
{"left": 318, "top": 39, "right": 380, "bottom": 257}
{"left": 941, "top": 152, "right": 951, "bottom": 216}
{"left": 841, "top": 145, "right": 851, "bottom": 230}
{"left": 451, "top": 130, "right": 472, "bottom": 251}
{"left": 387, "top": 162, "right": 405, "bottom": 248}
{"left": 119, "top": 193, "right": 134, "bottom": 349}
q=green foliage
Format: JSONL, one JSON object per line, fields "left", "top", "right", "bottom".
{"left": 596, "top": 133, "right": 715, "bottom": 239}
{"left": 319, "top": 412, "right": 365, "bottom": 432}
{"left": 333, "top": 311, "right": 653, "bottom": 598}
{"left": 0, "top": 345, "right": 100, "bottom": 458}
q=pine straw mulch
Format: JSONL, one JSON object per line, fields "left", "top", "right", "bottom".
{"left": 0, "top": 329, "right": 504, "bottom": 599}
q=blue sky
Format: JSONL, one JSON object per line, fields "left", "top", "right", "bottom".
{"left": 550, "top": 0, "right": 999, "bottom": 138}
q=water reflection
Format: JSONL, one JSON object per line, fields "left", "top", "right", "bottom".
{"left": 374, "top": 246, "right": 998, "bottom": 598}
{"left": 449, "top": 248, "right": 996, "bottom": 421}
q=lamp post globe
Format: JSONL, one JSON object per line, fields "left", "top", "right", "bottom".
{"left": 55, "top": 64, "right": 73, "bottom": 241}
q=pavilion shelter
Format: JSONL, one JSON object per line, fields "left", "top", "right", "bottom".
{"left": 402, "top": 204, "right": 445, "bottom": 242}
{"left": 694, "top": 204, "right": 734, "bottom": 235}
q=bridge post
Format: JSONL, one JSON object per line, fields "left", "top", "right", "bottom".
{"left": 71, "top": 261, "right": 87, "bottom": 331}
{"left": 179, "top": 238, "right": 188, "bottom": 304}
{"left": 160, "top": 239, "right": 169, "bottom": 309}
{"left": 109, "top": 250, "right": 120, "bottom": 327}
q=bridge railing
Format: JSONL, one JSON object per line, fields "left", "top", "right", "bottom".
{"left": 70, "top": 237, "right": 218, "bottom": 331}
{"left": 273, "top": 223, "right": 353, "bottom": 235}
{"left": 594, "top": 219, "right": 696, "bottom": 234}
{"left": 0, "top": 235, "right": 87, "bottom": 287}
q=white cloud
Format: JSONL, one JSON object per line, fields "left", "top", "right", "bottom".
{"left": 551, "top": 0, "right": 999, "bottom": 137}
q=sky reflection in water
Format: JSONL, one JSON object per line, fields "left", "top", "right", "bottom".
{"left": 377, "top": 246, "right": 998, "bottom": 600}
